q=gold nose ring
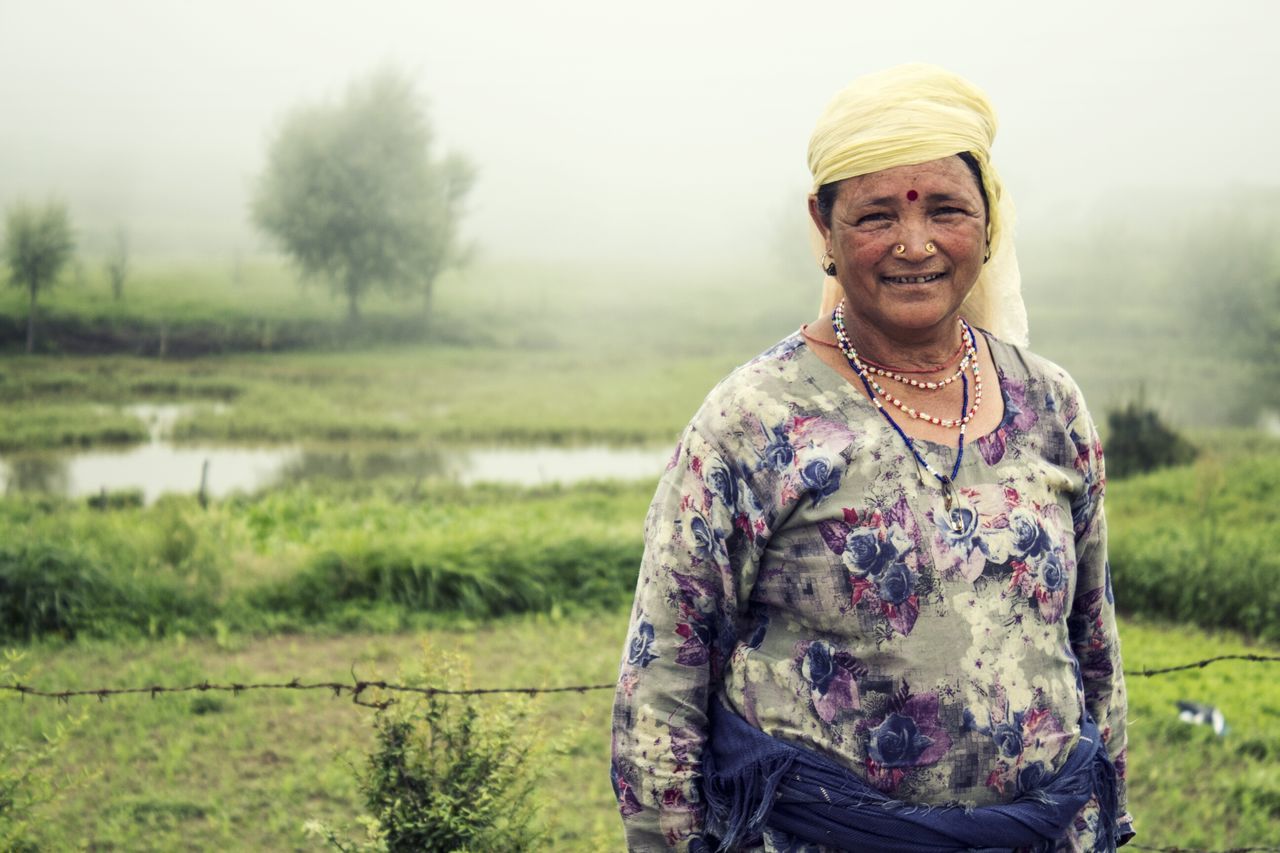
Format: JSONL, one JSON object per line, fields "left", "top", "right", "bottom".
{"left": 893, "top": 244, "right": 906, "bottom": 255}
{"left": 924, "top": 241, "right": 937, "bottom": 254}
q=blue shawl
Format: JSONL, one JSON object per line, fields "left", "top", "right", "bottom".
{"left": 700, "top": 696, "right": 1120, "bottom": 853}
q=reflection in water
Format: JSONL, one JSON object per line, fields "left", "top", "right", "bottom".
{"left": 67, "top": 444, "right": 300, "bottom": 505}
{"left": 277, "top": 448, "right": 449, "bottom": 484}
{"left": 0, "top": 441, "right": 670, "bottom": 504}
{"left": 1, "top": 455, "right": 70, "bottom": 496}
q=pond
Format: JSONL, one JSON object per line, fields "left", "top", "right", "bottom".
{"left": 0, "top": 404, "right": 673, "bottom": 503}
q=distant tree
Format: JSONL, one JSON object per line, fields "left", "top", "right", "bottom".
{"left": 252, "top": 68, "right": 474, "bottom": 322}
{"left": 2, "top": 201, "right": 75, "bottom": 353}
{"left": 104, "top": 226, "right": 129, "bottom": 301}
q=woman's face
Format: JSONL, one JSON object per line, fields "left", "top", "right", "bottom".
{"left": 811, "top": 156, "right": 988, "bottom": 340}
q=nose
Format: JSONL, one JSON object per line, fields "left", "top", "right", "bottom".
{"left": 891, "top": 219, "right": 934, "bottom": 261}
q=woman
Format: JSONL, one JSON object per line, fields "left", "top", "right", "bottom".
{"left": 611, "top": 64, "right": 1133, "bottom": 852}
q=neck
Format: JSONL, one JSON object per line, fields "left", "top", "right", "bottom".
{"left": 834, "top": 311, "right": 966, "bottom": 372}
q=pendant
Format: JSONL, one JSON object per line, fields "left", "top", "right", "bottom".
{"left": 940, "top": 477, "right": 964, "bottom": 533}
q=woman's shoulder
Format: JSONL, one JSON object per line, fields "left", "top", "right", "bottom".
{"left": 982, "top": 331, "right": 1099, "bottom": 436}
{"left": 686, "top": 330, "right": 814, "bottom": 443}
{"left": 984, "top": 331, "right": 1089, "bottom": 401}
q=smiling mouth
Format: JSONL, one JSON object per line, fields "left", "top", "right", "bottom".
{"left": 882, "top": 272, "right": 945, "bottom": 285}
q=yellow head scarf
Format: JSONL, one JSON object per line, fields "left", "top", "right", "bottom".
{"left": 809, "top": 64, "right": 1028, "bottom": 346}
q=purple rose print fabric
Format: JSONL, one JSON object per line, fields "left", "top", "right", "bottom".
{"left": 861, "top": 681, "right": 953, "bottom": 793}
{"left": 611, "top": 332, "right": 1131, "bottom": 852}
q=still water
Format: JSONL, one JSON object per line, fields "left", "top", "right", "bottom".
{"left": 0, "top": 405, "right": 673, "bottom": 503}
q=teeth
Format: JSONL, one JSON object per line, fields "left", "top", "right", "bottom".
{"left": 886, "top": 273, "right": 942, "bottom": 284}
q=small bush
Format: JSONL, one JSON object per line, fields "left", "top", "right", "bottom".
{"left": 307, "top": 648, "right": 543, "bottom": 851}
{"left": 1105, "top": 399, "right": 1198, "bottom": 479}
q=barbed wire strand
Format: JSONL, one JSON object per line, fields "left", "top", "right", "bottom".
{"left": 1130, "top": 846, "right": 1280, "bottom": 853}
{"left": 2, "top": 657, "right": 1278, "bottom": 851}
{"left": 1129, "top": 653, "right": 1280, "bottom": 676}
{"left": 0, "top": 677, "right": 617, "bottom": 710}
{"left": 2, "top": 653, "right": 1278, "bottom": 708}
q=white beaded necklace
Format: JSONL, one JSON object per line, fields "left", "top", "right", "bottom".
{"left": 832, "top": 303, "right": 983, "bottom": 430}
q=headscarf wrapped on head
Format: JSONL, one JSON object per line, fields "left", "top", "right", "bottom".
{"left": 809, "top": 64, "right": 1028, "bottom": 347}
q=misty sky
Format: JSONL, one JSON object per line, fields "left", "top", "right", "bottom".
{"left": 2, "top": 0, "right": 1277, "bottom": 264}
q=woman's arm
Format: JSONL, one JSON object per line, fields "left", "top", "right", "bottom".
{"left": 611, "top": 425, "right": 762, "bottom": 851}
{"left": 1067, "top": 404, "right": 1134, "bottom": 843}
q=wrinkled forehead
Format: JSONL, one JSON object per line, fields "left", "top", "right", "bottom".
{"left": 836, "top": 157, "right": 984, "bottom": 205}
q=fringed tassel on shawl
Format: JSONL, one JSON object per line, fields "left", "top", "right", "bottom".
{"left": 703, "top": 695, "right": 1115, "bottom": 852}
{"left": 702, "top": 751, "right": 795, "bottom": 853}
{"left": 1090, "top": 744, "right": 1120, "bottom": 853}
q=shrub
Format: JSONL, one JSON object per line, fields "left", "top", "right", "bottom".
{"left": 1105, "top": 399, "right": 1198, "bottom": 479}
{"left": 307, "top": 648, "right": 542, "bottom": 851}
{"left": 0, "top": 543, "right": 119, "bottom": 640}
{"left": 0, "top": 540, "right": 215, "bottom": 641}
{"left": 254, "top": 535, "right": 641, "bottom": 621}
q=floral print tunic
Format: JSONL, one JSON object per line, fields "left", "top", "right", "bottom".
{"left": 611, "top": 331, "right": 1132, "bottom": 852}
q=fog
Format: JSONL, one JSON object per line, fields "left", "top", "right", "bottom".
{"left": 2, "top": 0, "right": 1278, "bottom": 263}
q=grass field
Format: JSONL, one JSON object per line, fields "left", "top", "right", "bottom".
{"left": 3, "top": 437, "right": 1278, "bottom": 645}
{"left": 2, "top": 613, "right": 1277, "bottom": 850}
{"left": 0, "top": 245, "right": 1264, "bottom": 457}
{"left": 2, "top": 249, "right": 1277, "bottom": 850}
{"left": 2, "top": 449, "right": 1279, "bottom": 848}
{"left": 0, "top": 258, "right": 804, "bottom": 450}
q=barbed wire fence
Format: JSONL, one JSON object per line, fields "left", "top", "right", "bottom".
{"left": 1, "top": 675, "right": 616, "bottom": 709}
{"left": 1129, "top": 847, "right": 1280, "bottom": 853}
{"left": 4, "top": 653, "right": 1278, "bottom": 708}
{"left": 3, "top": 653, "right": 1278, "bottom": 852}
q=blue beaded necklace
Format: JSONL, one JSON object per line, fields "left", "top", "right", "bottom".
{"left": 832, "top": 300, "right": 977, "bottom": 530}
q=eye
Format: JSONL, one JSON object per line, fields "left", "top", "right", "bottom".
{"left": 933, "top": 206, "right": 966, "bottom": 217}
{"left": 855, "top": 212, "right": 890, "bottom": 226}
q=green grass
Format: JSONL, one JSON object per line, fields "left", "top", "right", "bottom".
{"left": 2, "top": 436, "right": 1277, "bottom": 644}
{"left": 1, "top": 613, "right": 1276, "bottom": 850}
{"left": 0, "top": 241, "right": 1265, "bottom": 455}
{"left": 0, "top": 347, "right": 736, "bottom": 447}
{"left": 1119, "top": 617, "right": 1280, "bottom": 847}
{"left": 1107, "top": 440, "right": 1280, "bottom": 641}
{"left": 0, "top": 255, "right": 807, "bottom": 360}
{"left": 0, "top": 403, "right": 148, "bottom": 452}
{"left": 0, "top": 259, "right": 458, "bottom": 354}
{"left": 0, "top": 481, "right": 653, "bottom": 642}
{"left": 0, "top": 612, "right": 631, "bottom": 851}
{"left": 0, "top": 257, "right": 805, "bottom": 450}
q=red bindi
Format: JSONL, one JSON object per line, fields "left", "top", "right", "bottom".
{"left": 906, "top": 189, "right": 919, "bottom": 201}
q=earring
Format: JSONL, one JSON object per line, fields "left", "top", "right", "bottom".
{"left": 924, "top": 241, "right": 937, "bottom": 254}
{"left": 821, "top": 251, "right": 836, "bottom": 277}
{"left": 893, "top": 244, "right": 906, "bottom": 255}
